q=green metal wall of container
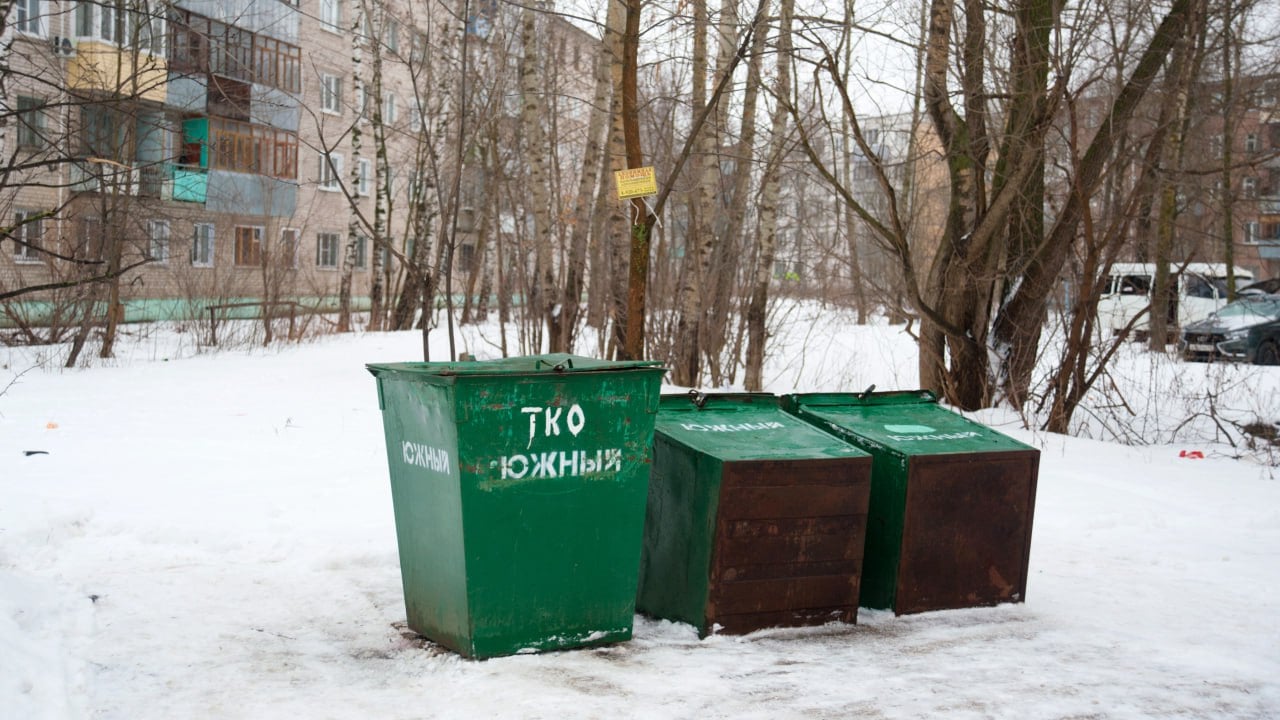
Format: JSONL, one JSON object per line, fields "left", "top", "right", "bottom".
{"left": 782, "top": 391, "right": 1039, "bottom": 615}
{"left": 368, "top": 354, "right": 665, "bottom": 658}
{"left": 638, "top": 393, "right": 873, "bottom": 636}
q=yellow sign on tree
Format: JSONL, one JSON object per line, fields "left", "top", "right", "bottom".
{"left": 615, "top": 166, "right": 658, "bottom": 200}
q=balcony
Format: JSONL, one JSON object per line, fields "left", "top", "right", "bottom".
{"left": 69, "top": 161, "right": 204, "bottom": 203}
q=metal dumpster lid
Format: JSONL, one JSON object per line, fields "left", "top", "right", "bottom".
{"left": 367, "top": 353, "right": 664, "bottom": 379}
{"left": 784, "top": 390, "right": 1034, "bottom": 454}
{"left": 656, "top": 391, "right": 869, "bottom": 461}
{"left": 785, "top": 389, "right": 938, "bottom": 407}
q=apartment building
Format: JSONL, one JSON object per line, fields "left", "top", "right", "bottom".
{"left": 1200, "top": 80, "right": 1280, "bottom": 282}
{"left": 1, "top": 0, "right": 596, "bottom": 326}
{"left": 1065, "top": 74, "right": 1280, "bottom": 284}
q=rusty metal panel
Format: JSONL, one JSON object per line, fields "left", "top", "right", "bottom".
{"left": 637, "top": 394, "right": 872, "bottom": 636}
{"left": 717, "top": 484, "right": 870, "bottom": 520}
{"left": 710, "top": 575, "right": 862, "bottom": 615}
{"left": 711, "top": 606, "right": 857, "bottom": 634}
{"left": 781, "top": 391, "right": 1040, "bottom": 615}
{"left": 705, "top": 458, "right": 870, "bottom": 634}
{"left": 896, "top": 451, "right": 1039, "bottom": 614}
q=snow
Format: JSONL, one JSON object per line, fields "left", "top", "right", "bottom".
{"left": 2, "top": 308, "right": 1279, "bottom": 719}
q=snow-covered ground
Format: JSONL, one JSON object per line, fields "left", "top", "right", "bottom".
{"left": 2, "top": 307, "right": 1278, "bottom": 719}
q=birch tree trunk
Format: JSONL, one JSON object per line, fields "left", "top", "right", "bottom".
{"left": 338, "top": 9, "right": 365, "bottom": 334}
{"left": 558, "top": 3, "right": 618, "bottom": 353}
{"left": 702, "top": 0, "right": 746, "bottom": 384}
{"left": 604, "top": 19, "right": 630, "bottom": 357}
{"left": 369, "top": 11, "right": 389, "bottom": 333}
{"left": 744, "top": 0, "right": 789, "bottom": 391}
{"left": 519, "top": 6, "right": 557, "bottom": 352}
{"left": 671, "top": 0, "right": 715, "bottom": 386}
{"left": 718, "top": 2, "right": 770, "bottom": 380}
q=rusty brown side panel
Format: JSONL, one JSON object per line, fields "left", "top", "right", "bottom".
{"left": 896, "top": 451, "right": 1039, "bottom": 615}
{"left": 707, "top": 458, "right": 872, "bottom": 634}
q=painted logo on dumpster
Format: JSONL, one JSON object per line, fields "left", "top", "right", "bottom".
{"left": 402, "top": 441, "right": 451, "bottom": 474}
{"left": 680, "top": 421, "right": 785, "bottom": 433}
{"left": 491, "top": 403, "right": 624, "bottom": 481}
{"left": 496, "top": 449, "right": 624, "bottom": 480}
{"left": 883, "top": 424, "right": 981, "bottom": 442}
{"left": 522, "top": 404, "right": 586, "bottom": 449}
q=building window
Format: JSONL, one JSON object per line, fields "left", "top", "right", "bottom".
{"left": 80, "top": 104, "right": 125, "bottom": 162}
{"left": 15, "top": 0, "right": 42, "bottom": 35}
{"left": 167, "top": 9, "right": 208, "bottom": 74}
{"left": 281, "top": 228, "right": 300, "bottom": 268}
{"left": 9, "top": 210, "right": 44, "bottom": 263}
{"left": 405, "top": 170, "right": 426, "bottom": 203}
{"left": 319, "top": 152, "right": 343, "bottom": 191}
{"left": 410, "top": 102, "right": 423, "bottom": 132}
{"left": 409, "top": 31, "right": 427, "bottom": 64}
{"left": 383, "top": 93, "right": 397, "bottom": 124}
{"left": 1243, "top": 177, "right": 1257, "bottom": 199}
{"left": 168, "top": 9, "right": 298, "bottom": 93}
{"left": 254, "top": 34, "right": 301, "bottom": 93}
{"left": 207, "top": 117, "right": 298, "bottom": 180}
{"left": 132, "top": 7, "right": 166, "bottom": 54}
{"left": 321, "top": 74, "right": 342, "bottom": 114}
{"left": 357, "top": 158, "right": 371, "bottom": 196}
{"left": 316, "top": 232, "right": 340, "bottom": 268}
{"left": 192, "top": 223, "right": 215, "bottom": 266}
{"left": 234, "top": 225, "right": 263, "bottom": 266}
{"left": 355, "top": 234, "right": 368, "bottom": 269}
{"left": 16, "top": 96, "right": 45, "bottom": 149}
{"left": 75, "top": 1, "right": 93, "bottom": 36}
{"left": 148, "top": 220, "right": 170, "bottom": 263}
{"left": 1245, "top": 133, "right": 1260, "bottom": 153}
{"left": 98, "top": 1, "right": 118, "bottom": 42}
{"left": 384, "top": 16, "right": 399, "bottom": 52}
{"left": 320, "top": 0, "right": 341, "bottom": 33}
{"left": 75, "top": 1, "right": 164, "bottom": 51}
{"left": 1244, "top": 222, "right": 1260, "bottom": 245}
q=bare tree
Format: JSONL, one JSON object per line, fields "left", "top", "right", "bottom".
{"left": 743, "top": 0, "right": 790, "bottom": 391}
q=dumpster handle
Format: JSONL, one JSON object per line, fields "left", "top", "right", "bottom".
{"left": 688, "top": 389, "right": 708, "bottom": 408}
{"left": 535, "top": 358, "right": 574, "bottom": 372}
{"left": 859, "top": 384, "right": 877, "bottom": 400}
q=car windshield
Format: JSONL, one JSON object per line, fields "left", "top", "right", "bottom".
{"left": 1216, "top": 297, "right": 1280, "bottom": 320}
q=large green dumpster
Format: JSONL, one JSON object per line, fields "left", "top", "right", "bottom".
{"left": 367, "top": 353, "right": 665, "bottom": 658}
{"left": 782, "top": 391, "right": 1039, "bottom": 615}
{"left": 638, "top": 393, "right": 873, "bottom": 636}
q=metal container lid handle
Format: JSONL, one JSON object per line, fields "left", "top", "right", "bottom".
{"left": 535, "top": 357, "right": 573, "bottom": 372}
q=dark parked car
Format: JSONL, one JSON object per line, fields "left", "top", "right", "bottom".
{"left": 1246, "top": 318, "right": 1280, "bottom": 365}
{"left": 1180, "top": 295, "right": 1280, "bottom": 362}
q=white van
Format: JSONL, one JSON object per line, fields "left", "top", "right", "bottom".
{"left": 1096, "top": 262, "right": 1255, "bottom": 337}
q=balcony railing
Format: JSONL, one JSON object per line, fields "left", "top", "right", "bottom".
{"left": 70, "top": 161, "right": 197, "bottom": 202}
{"left": 173, "top": 166, "right": 208, "bottom": 203}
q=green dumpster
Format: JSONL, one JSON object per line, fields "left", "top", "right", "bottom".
{"left": 638, "top": 393, "right": 873, "bottom": 636}
{"left": 367, "top": 353, "right": 665, "bottom": 658}
{"left": 782, "top": 390, "right": 1039, "bottom": 615}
